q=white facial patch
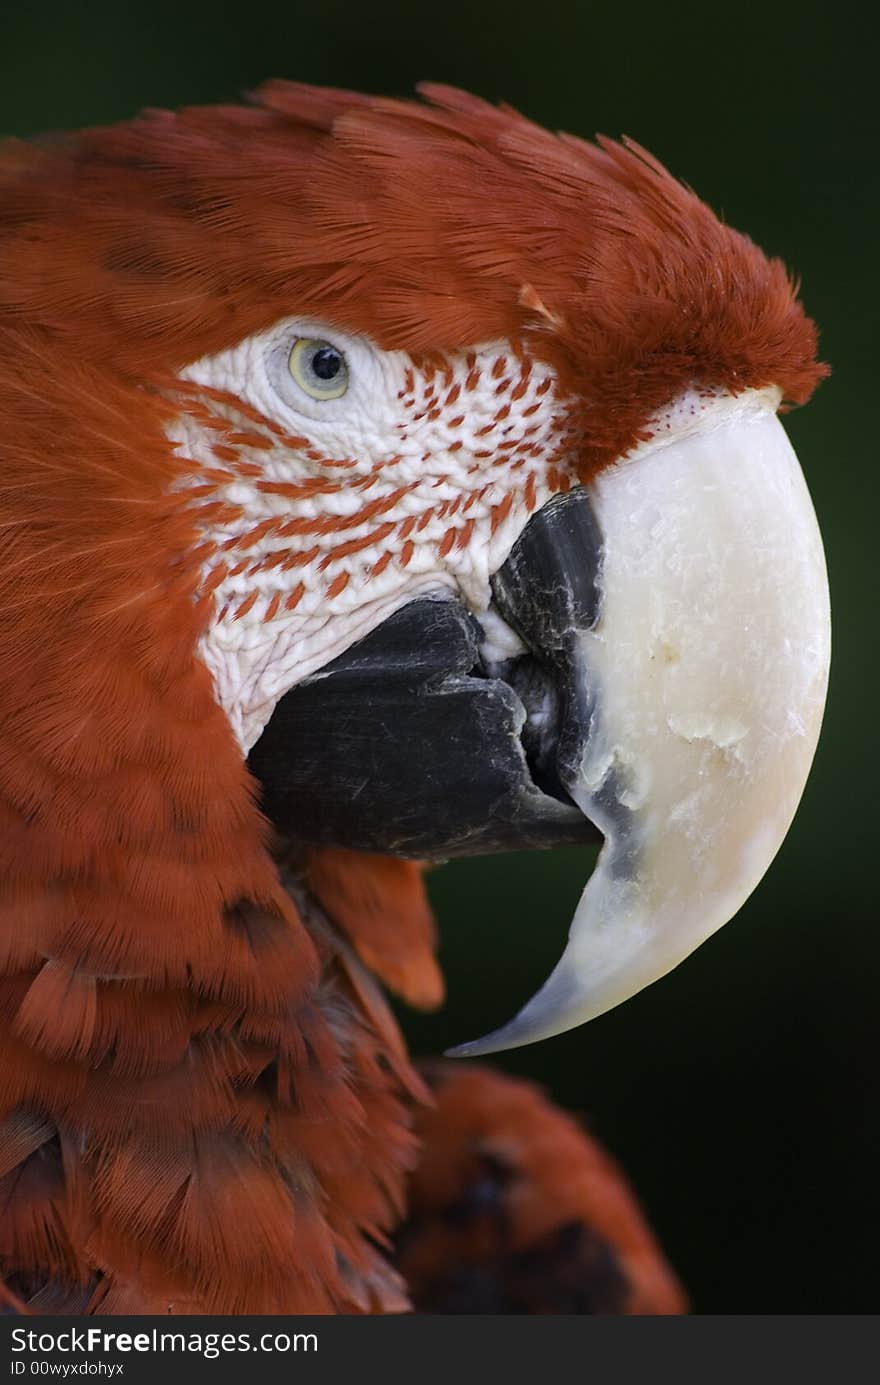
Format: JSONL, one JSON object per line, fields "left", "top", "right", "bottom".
{"left": 167, "top": 319, "right": 574, "bottom": 751}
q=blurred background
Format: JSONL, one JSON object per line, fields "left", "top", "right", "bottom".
{"left": 3, "top": 0, "right": 875, "bottom": 1313}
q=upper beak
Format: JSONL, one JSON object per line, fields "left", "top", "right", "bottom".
{"left": 249, "top": 387, "right": 830, "bottom": 1055}
{"left": 450, "top": 389, "right": 830, "bottom": 1054}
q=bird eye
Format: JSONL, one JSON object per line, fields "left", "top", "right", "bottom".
{"left": 288, "top": 338, "right": 349, "bottom": 400}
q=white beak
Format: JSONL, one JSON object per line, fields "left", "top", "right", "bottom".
{"left": 450, "top": 389, "right": 831, "bottom": 1056}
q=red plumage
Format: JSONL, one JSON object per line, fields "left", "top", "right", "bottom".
{"left": 0, "top": 81, "right": 823, "bottom": 1313}
{"left": 397, "top": 1064, "right": 687, "bottom": 1314}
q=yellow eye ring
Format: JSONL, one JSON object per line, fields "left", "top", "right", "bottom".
{"left": 288, "top": 338, "right": 349, "bottom": 400}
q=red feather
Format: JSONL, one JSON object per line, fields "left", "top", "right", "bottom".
{"left": 0, "top": 82, "right": 821, "bottom": 1312}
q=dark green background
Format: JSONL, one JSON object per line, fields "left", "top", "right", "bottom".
{"left": 3, "top": 0, "right": 875, "bottom": 1313}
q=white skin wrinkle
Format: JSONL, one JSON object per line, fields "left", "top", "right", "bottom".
{"left": 169, "top": 315, "right": 777, "bottom": 757}
{"left": 169, "top": 316, "right": 570, "bottom": 751}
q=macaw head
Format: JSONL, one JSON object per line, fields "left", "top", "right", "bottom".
{"left": 0, "top": 83, "right": 830, "bottom": 1055}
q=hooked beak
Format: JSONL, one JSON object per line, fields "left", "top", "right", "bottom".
{"left": 249, "top": 387, "right": 830, "bottom": 1054}
{"left": 450, "top": 389, "right": 830, "bottom": 1054}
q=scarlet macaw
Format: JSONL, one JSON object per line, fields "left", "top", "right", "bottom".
{"left": 0, "top": 82, "right": 829, "bottom": 1313}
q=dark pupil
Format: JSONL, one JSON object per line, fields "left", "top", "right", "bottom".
{"left": 311, "top": 346, "right": 342, "bottom": 381}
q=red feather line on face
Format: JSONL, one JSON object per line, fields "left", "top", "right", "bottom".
{"left": 0, "top": 82, "right": 824, "bottom": 1313}
{"left": 171, "top": 351, "right": 567, "bottom": 631}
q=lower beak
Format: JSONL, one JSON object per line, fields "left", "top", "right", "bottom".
{"left": 450, "top": 390, "right": 830, "bottom": 1055}
{"left": 249, "top": 389, "right": 830, "bottom": 1055}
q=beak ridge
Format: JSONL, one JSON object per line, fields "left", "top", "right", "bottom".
{"left": 449, "top": 391, "right": 831, "bottom": 1056}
